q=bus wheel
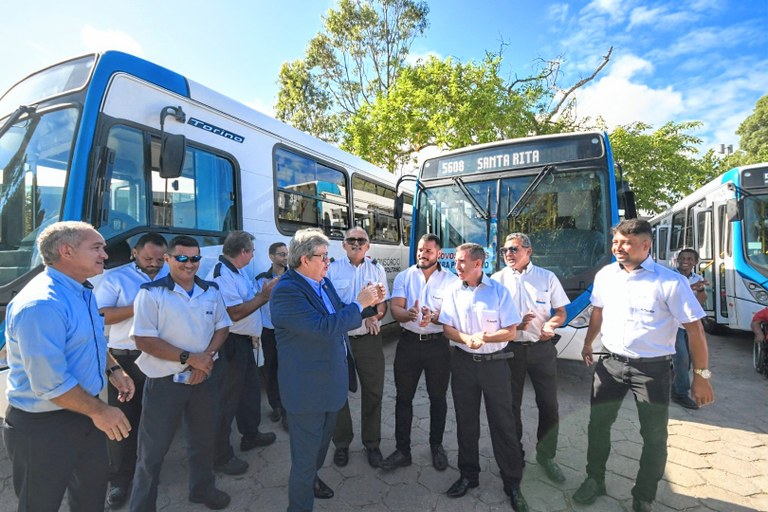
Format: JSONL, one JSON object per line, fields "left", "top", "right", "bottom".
{"left": 701, "top": 316, "right": 722, "bottom": 335}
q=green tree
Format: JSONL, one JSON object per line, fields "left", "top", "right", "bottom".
{"left": 609, "top": 121, "right": 719, "bottom": 215}
{"left": 275, "top": 0, "right": 429, "bottom": 143}
{"left": 718, "top": 94, "right": 768, "bottom": 170}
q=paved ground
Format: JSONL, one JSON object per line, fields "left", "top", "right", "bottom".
{"left": 0, "top": 328, "right": 766, "bottom": 511}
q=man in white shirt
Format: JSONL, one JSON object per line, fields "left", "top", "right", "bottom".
{"left": 327, "top": 227, "right": 389, "bottom": 469}
{"left": 380, "top": 234, "right": 459, "bottom": 472}
{"left": 574, "top": 219, "right": 715, "bottom": 512}
{"left": 95, "top": 232, "right": 168, "bottom": 508}
{"left": 129, "top": 235, "right": 232, "bottom": 511}
{"left": 439, "top": 243, "right": 528, "bottom": 512}
{"left": 491, "top": 232, "right": 569, "bottom": 484}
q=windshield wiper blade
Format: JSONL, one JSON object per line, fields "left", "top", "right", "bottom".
{"left": 453, "top": 176, "right": 490, "bottom": 220}
{"left": 0, "top": 105, "right": 36, "bottom": 139}
{"left": 506, "top": 165, "right": 556, "bottom": 219}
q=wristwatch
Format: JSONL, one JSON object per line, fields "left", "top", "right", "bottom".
{"left": 693, "top": 368, "right": 712, "bottom": 379}
{"left": 179, "top": 350, "right": 190, "bottom": 365}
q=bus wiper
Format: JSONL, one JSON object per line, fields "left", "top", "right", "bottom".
{"left": 506, "top": 165, "right": 555, "bottom": 219}
{"left": 452, "top": 176, "right": 490, "bottom": 220}
{"left": 0, "top": 105, "right": 36, "bottom": 139}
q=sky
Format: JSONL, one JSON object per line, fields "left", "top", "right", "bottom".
{"left": 1, "top": 0, "right": 766, "bottom": 155}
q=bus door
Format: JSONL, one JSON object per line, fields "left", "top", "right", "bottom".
{"left": 693, "top": 205, "right": 715, "bottom": 313}
{"left": 712, "top": 200, "right": 733, "bottom": 327}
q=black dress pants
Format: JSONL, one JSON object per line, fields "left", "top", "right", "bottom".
{"left": 107, "top": 351, "right": 146, "bottom": 487}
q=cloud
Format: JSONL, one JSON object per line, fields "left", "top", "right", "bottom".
{"left": 547, "top": 3, "right": 570, "bottom": 24}
{"left": 80, "top": 25, "right": 142, "bottom": 55}
{"left": 405, "top": 49, "right": 443, "bottom": 66}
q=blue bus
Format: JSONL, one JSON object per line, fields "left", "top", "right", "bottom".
{"left": 649, "top": 163, "right": 768, "bottom": 347}
{"left": 398, "top": 132, "right": 635, "bottom": 359}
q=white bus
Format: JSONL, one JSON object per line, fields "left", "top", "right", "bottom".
{"left": 0, "top": 51, "right": 411, "bottom": 416}
{"left": 649, "top": 163, "right": 768, "bottom": 339}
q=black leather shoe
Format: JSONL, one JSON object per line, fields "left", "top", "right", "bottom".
{"left": 107, "top": 485, "right": 128, "bottom": 508}
{"left": 366, "top": 447, "right": 383, "bottom": 468}
{"left": 189, "top": 488, "right": 231, "bottom": 510}
{"left": 672, "top": 395, "right": 699, "bottom": 410}
{"left": 380, "top": 450, "right": 412, "bottom": 470}
{"left": 313, "top": 477, "right": 334, "bottom": 499}
{"left": 446, "top": 476, "right": 478, "bottom": 498}
{"left": 632, "top": 498, "right": 653, "bottom": 512}
{"left": 333, "top": 447, "right": 349, "bottom": 467}
{"left": 536, "top": 455, "right": 565, "bottom": 483}
{"left": 240, "top": 431, "right": 277, "bottom": 451}
{"left": 431, "top": 444, "right": 448, "bottom": 471}
{"left": 269, "top": 408, "right": 282, "bottom": 422}
{"left": 214, "top": 456, "right": 249, "bottom": 475}
{"left": 509, "top": 489, "right": 529, "bottom": 512}
{"left": 572, "top": 476, "right": 606, "bottom": 504}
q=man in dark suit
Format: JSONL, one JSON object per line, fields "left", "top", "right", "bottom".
{"left": 271, "top": 228, "right": 383, "bottom": 512}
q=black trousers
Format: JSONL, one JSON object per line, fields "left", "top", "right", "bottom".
{"left": 586, "top": 355, "right": 671, "bottom": 502}
{"left": 451, "top": 347, "right": 523, "bottom": 491}
{"left": 216, "top": 333, "right": 260, "bottom": 463}
{"left": 508, "top": 341, "right": 559, "bottom": 460}
{"left": 3, "top": 406, "right": 108, "bottom": 512}
{"left": 259, "top": 327, "right": 283, "bottom": 412}
{"left": 107, "top": 351, "right": 146, "bottom": 487}
{"left": 393, "top": 332, "right": 451, "bottom": 455}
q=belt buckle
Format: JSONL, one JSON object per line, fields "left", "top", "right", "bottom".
{"left": 419, "top": 333, "right": 429, "bottom": 341}
{"left": 472, "top": 354, "right": 482, "bottom": 362}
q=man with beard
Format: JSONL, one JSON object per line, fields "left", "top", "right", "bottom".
{"left": 380, "top": 234, "right": 458, "bottom": 472}
{"left": 96, "top": 233, "right": 168, "bottom": 508}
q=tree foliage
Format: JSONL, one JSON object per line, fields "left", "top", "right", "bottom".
{"left": 275, "top": 0, "right": 429, "bottom": 144}
{"left": 609, "top": 121, "right": 719, "bottom": 215}
{"left": 718, "top": 94, "right": 768, "bottom": 170}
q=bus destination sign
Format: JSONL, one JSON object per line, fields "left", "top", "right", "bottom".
{"left": 741, "top": 167, "right": 768, "bottom": 189}
{"left": 421, "top": 134, "right": 604, "bottom": 180}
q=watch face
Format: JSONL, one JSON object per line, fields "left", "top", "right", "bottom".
{"left": 697, "top": 369, "right": 712, "bottom": 379}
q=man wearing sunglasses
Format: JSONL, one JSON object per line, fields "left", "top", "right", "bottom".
{"left": 327, "top": 227, "right": 389, "bottom": 469}
{"left": 130, "top": 235, "right": 233, "bottom": 511}
{"left": 491, "top": 232, "right": 569, "bottom": 485}
{"left": 206, "top": 231, "right": 277, "bottom": 477}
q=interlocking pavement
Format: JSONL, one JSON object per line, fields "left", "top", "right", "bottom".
{"left": 0, "top": 328, "right": 766, "bottom": 511}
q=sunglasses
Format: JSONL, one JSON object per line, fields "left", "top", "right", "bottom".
{"left": 171, "top": 254, "right": 203, "bottom": 263}
{"left": 499, "top": 246, "right": 525, "bottom": 255}
{"left": 345, "top": 237, "right": 369, "bottom": 245}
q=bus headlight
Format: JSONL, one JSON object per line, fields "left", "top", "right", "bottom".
{"left": 743, "top": 278, "right": 768, "bottom": 305}
{"left": 569, "top": 305, "right": 593, "bottom": 328}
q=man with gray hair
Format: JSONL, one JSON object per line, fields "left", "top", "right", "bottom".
{"left": 492, "top": 232, "right": 569, "bottom": 484}
{"left": 3, "top": 221, "right": 134, "bottom": 511}
{"left": 271, "top": 228, "right": 384, "bottom": 512}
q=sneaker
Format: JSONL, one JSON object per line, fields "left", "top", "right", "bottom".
{"left": 240, "top": 431, "right": 277, "bottom": 451}
{"left": 189, "top": 488, "right": 231, "bottom": 510}
{"left": 572, "top": 476, "right": 606, "bottom": 505}
{"left": 214, "top": 456, "right": 249, "bottom": 475}
{"left": 672, "top": 395, "right": 699, "bottom": 410}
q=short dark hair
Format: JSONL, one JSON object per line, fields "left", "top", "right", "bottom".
{"left": 134, "top": 232, "right": 167, "bottom": 250}
{"left": 168, "top": 235, "right": 199, "bottom": 253}
{"left": 269, "top": 241, "right": 287, "bottom": 255}
{"left": 418, "top": 233, "right": 442, "bottom": 248}
{"left": 457, "top": 242, "right": 486, "bottom": 262}
{"left": 613, "top": 218, "right": 652, "bottom": 238}
{"left": 223, "top": 230, "right": 255, "bottom": 257}
{"left": 677, "top": 248, "right": 700, "bottom": 262}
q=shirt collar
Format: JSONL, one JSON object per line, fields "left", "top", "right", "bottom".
{"left": 46, "top": 266, "right": 93, "bottom": 292}
{"left": 613, "top": 255, "right": 656, "bottom": 273}
{"left": 218, "top": 254, "right": 240, "bottom": 274}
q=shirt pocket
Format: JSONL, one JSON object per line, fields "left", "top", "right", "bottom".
{"left": 629, "top": 296, "right": 658, "bottom": 323}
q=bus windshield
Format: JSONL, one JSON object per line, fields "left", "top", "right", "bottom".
{"left": 743, "top": 193, "right": 768, "bottom": 276}
{"left": 416, "top": 167, "right": 610, "bottom": 297}
{"left": 0, "top": 107, "right": 78, "bottom": 287}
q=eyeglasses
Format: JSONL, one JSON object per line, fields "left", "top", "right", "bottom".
{"left": 500, "top": 246, "right": 526, "bottom": 255}
{"left": 311, "top": 253, "right": 330, "bottom": 262}
{"left": 345, "top": 237, "right": 369, "bottom": 245}
{"left": 171, "top": 254, "right": 203, "bottom": 263}
{"left": 274, "top": 252, "right": 288, "bottom": 257}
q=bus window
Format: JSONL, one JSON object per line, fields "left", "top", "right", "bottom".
{"left": 658, "top": 227, "right": 669, "bottom": 260}
{"left": 670, "top": 211, "right": 685, "bottom": 251}
{"left": 275, "top": 147, "right": 349, "bottom": 237}
{"left": 150, "top": 140, "right": 235, "bottom": 232}
{"left": 352, "top": 175, "right": 398, "bottom": 244}
{"left": 685, "top": 207, "right": 695, "bottom": 248}
{"left": 402, "top": 193, "right": 413, "bottom": 246}
{"left": 102, "top": 125, "right": 147, "bottom": 238}
{"left": 696, "top": 210, "right": 713, "bottom": 260}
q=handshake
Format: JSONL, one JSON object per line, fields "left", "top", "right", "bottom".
{"left": 357, "top": 282, "right": 386, "bottom": 308}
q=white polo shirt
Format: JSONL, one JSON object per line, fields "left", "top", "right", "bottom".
{"left": 591, "top": 255, "right": 705, "bottom": 358}
{"left": 391, "top": 264, "right": 459, "bottom": 334}
{"left": 206, "top": 256, "right": 262, "bottom": 337}
{"left": 491, "top": 263, "right": 569, "bottom": 342}
{"left": 95, "top": 262, "right": 169, "bottom": 350}
{"left": 131, "top": 275, "right": 232, "bottom": 378}
{"left": 327, "top": 256, "right": 390, "bottom": 337}
{"left": 439, "top": 274, "right": 522, "bottom": 354}
{"left": 255, "top": 267, "right": 284, "bottom": 330}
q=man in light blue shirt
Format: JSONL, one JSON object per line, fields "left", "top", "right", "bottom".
{"left": 3, "top": 221, "right": 134, "bottom": 512}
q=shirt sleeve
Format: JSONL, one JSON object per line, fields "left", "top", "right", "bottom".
{"left": 391, "top": 271, "right": 407, "bottom": 300}
{"left": 11, "top": 303, "right": 79, "bottom": 400}
{"left": 438, "top": 284, "right": 460, "bottom": 329}
{"left": 590, "top": 269, "right": 606, "bottom": 308}
{"left": 667, "top": 274, "right": 706, "bottom": 324}
{"left": 131, "top": 288, "right": 161, "bottom": 338}
{"left": 214, "top": 270, "right": 245, "bottom": 308}
{"left": 549, "top": 273, "right": 570, "bottom": 309}
{"left": 94, "top": 273, "right": 120, "bottom": 308}
{"left": 213, "top": 289, "right": 234, "bottom": 330}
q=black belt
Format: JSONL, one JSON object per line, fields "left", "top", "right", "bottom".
{"left": 454, "top": 346, "right": 515, "bottom": 362}
{"left": 401, "top": 329, "right": 443, "bottom": 341}
{"left": 109, "top": 349, "right": 141, "bottom": 356}
{"left": 349, "top": 334, "right": 369, "bottom": 340}
{"left": 602, "top": 352, "right": 672, "bottom": 364}
{"left": 513, "top": 339, "right": 550, "bottom": 347}
{"left": 229, "top": 333, "right": 252, "bottom": 341}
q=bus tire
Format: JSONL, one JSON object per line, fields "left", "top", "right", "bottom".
{"left": 701, "top": 316, "right": 722, "bottom": 335}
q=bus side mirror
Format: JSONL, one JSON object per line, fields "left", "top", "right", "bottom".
{"left": 622, "top": 190, "right": 637, "bottom": 219}
{"left": 160, "top": 133, "right": 186, "bottom": 179}
{"left": 394, "top": 194, "right": 404, "bottom": 220}
{"left": 726, "top": 198, "right": 741, "bottom": 221}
